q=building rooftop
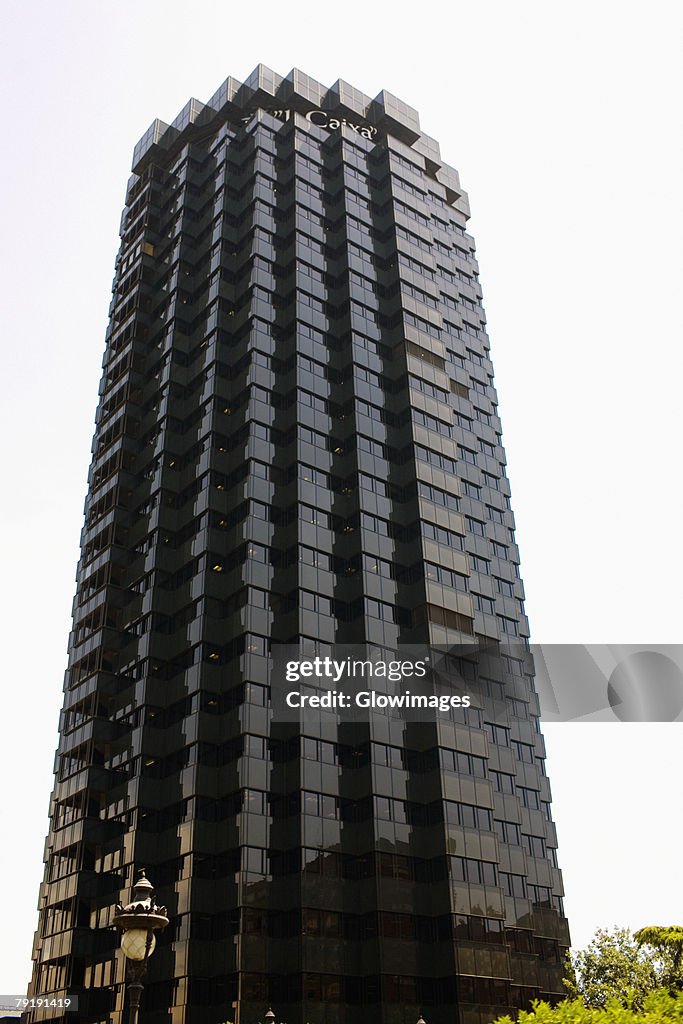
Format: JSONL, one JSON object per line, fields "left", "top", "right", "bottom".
{"left": 131, "top": 64, "right": 469, "bottom": 215}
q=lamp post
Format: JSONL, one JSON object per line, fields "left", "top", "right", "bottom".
{"left": 113, "top": 869, "right": 169, "bottom": 1024}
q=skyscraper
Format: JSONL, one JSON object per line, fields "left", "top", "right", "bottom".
{"left": 26, "top": 66, "right": 569, "bottom": 1024}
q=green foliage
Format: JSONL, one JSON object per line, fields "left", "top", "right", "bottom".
{"left": 634, "top": 928, "right": 683, "bottom": 957}
{"left": 565, "top": 928, "right": 659, "bottom": 1010}
{"left": 634, "top": 928, "right": 683, "bottom": 992}
{"left": 491, "top": 989, "right": 683, "bottom": 1022}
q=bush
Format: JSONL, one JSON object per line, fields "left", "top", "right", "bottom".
{"left": 491, "top": 990, "right": 683, "bottom": 1023}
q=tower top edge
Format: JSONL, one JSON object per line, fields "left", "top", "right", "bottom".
{"left": 130, "top": 65, "right": 465, "bottom": 209}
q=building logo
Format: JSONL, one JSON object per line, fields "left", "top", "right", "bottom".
{"left": 242, "top": 107, "right": 379, "bottom": 139}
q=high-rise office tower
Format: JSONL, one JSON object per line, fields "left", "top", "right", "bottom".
{"left": 27, "top": 66, "right": 569, "bottom": 1024}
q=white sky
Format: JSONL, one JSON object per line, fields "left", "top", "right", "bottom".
{"left": 1, "top": 0, "right": 681, "bottom": 997}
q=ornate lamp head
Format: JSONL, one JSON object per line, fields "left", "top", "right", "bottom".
{"left": 113, "top": 869, "right": 169, "bottom": 960}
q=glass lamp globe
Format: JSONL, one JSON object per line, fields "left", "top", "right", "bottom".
{"left": 121, "top": 928, "right": 155, "bottom": 961}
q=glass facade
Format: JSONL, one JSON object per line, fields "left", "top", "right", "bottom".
{"left": 26, "top": 65, "right": 569, "bottom": 1024}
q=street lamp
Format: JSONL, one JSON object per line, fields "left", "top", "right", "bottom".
{"left": 113, "top": 869, "right": 169, "bottom": 1024}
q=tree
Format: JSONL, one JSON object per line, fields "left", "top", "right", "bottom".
{"left": 635, "top": 927, "right": 683, "bottom": 994}
{"left": 564, "top": 927, "right": 659, "bottom": 1010}
{"left": 491, "top": 990, "right": 683, "bottom": 1023}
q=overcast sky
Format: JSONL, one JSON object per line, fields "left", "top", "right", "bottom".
{"left": 1, "top": 0, "right": 681, "bottom": 997}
